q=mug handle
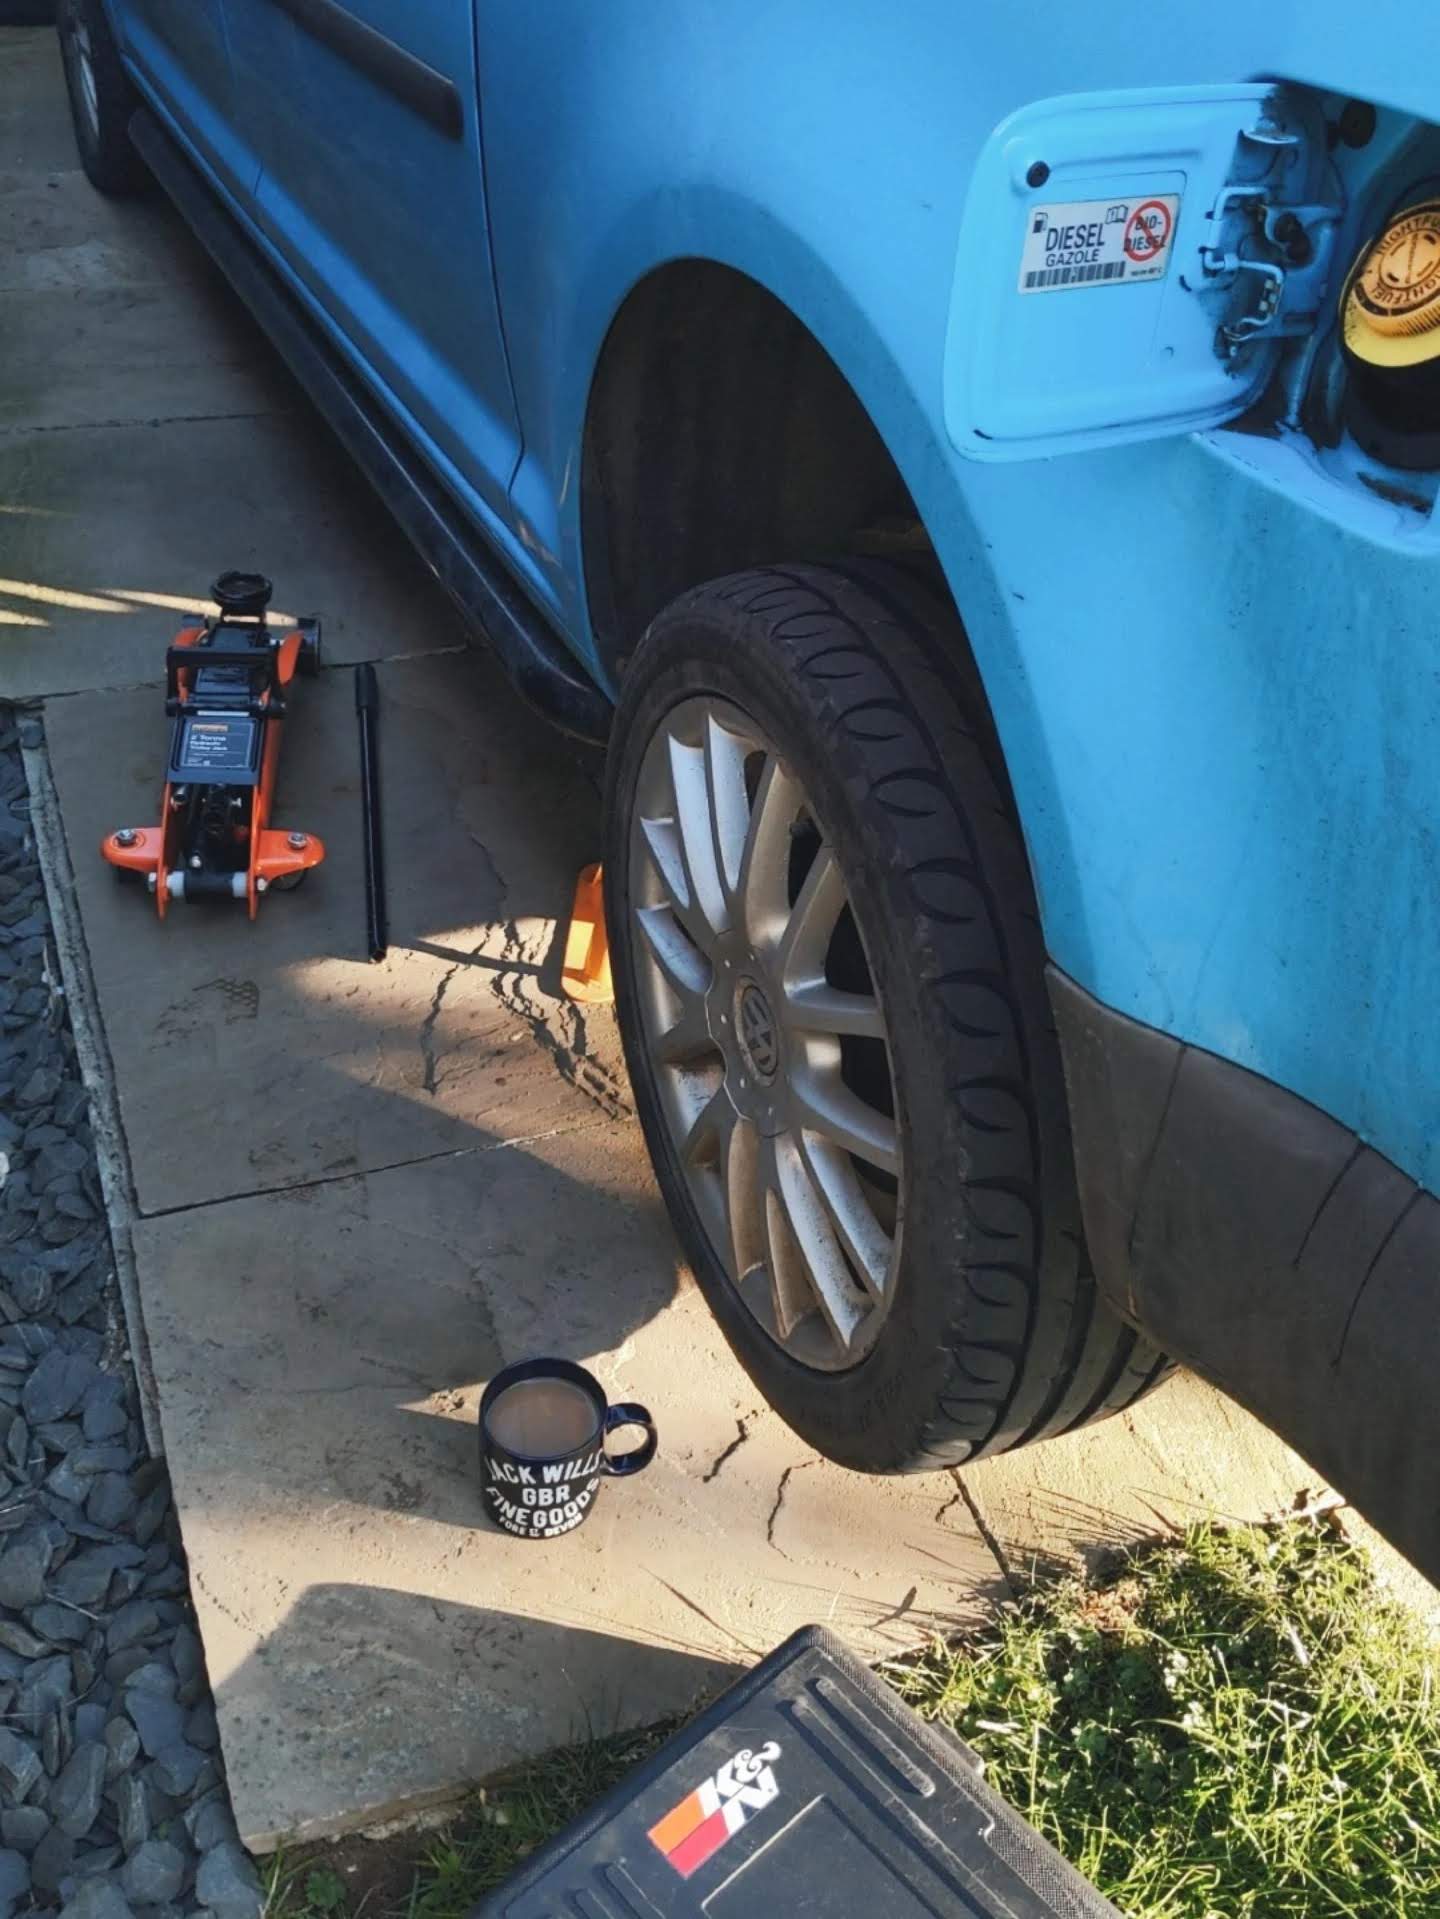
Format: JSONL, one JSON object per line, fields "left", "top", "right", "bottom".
{"left": 603, "top": 1403, "right": 657, "bottom": 1476}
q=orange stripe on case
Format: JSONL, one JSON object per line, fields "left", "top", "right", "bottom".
{"left": 646, "top": 1789, "right": 707, "bottom": 1855}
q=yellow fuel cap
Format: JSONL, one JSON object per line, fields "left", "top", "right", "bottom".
{"left": 1343, "top": 201, "right": 1440, "bottom": 368}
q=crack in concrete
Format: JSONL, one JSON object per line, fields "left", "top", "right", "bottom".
{"left": 702, "top": 1417, "right": 751, "bottom": 1484}
{"left": 486, "top": 917, "right": 630, "bottom": 1122}
{"left": 411, "top": 880, "right": 629, "bottom": 1121}
{"left": 873, "top": 1583, "right": 919, "bottom": 1629}
{"left": 411, "top": 816, "right": 506, "bottom": 1100}
{"left": 766, "top": 1464, "right": 800, "bottom": 1554}
{"left": 954, "top": 1472, "right": 1017, "bottom": 1599}
{"left": 933, "top": 1481, "right": 965, "bottom": 1527}
{"left": 647, "top": 1573, "right": 764, "bottom": 1659}
{"left": 0, "top": 409, "right": 287, "bottom": 438}
{"left": 136, "top": 1117, "right": 612, "bottom": 1221}
{"left": 419, "top": 958, "right": 464, "bottom": 1096}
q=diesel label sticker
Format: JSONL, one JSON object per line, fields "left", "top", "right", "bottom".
{"left": 1018, "top": 194, "right": 1180, "bottom": 293}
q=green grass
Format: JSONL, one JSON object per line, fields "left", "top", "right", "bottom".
{"left": 263, "top": 1724, "right": 676, "bottom": 1919}
{"left": 402, "top": 1725, "right": 676, "bottom": 1916}
{"left": 889, "top": 1520, "right": 1440, "bottom": 1916}
{"left": 267, "top": 1519, "right": 1440, "bottom": 1919}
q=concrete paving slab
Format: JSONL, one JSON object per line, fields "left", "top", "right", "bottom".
{"left": 131, "top": 1137, "right": 1001, "bottom": 1846}
{"left": 44, "top": 648, "right": 613, "bottom": 1215}
{"left": 0, "top": 29, "right": 83, "bottom": 175}
{"left": 0, "top": 411, "right": 471, "bottom": 695}
{"left": 961, "top": 1372, "right": 1339, "bottom": 1579}
{"left": 0, "top": 44, "right": 292, "bottom": 433}
{"left": 0, "top": 189, "right": 295, "bottom": 441}
{"left": 0, "top": 163, "right": 223, "bottom": 297}
{"left": 0, "top": 276, "right": 293, "bottom": 434}
{"left": 964, "top": 1375, "right": 1440, "bottom": 1640}
{"left": 1336, "top": 1508, "right": 1440, "bottom": 1639}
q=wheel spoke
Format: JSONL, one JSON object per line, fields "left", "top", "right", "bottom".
{"left": 638, "top": 814, "right": 715, "bottom": 956}
{"left": 763, "top": 1178, "right": 815, "bottom": 1343}
{"left": 682, "top": 1094, "right": 767, "bottom": 1289}
{"left": 790, "top": 1061, "right": 899, "bottom": 1177}
{"left": 654, "top": 991, "right": 714, "bottom": 1066}
{"left": 680, "top": 1082, "right": 732, "bottom": 1167}
{"left": 784, "top": 980, "right": 886, "bottom": 1040}
{"left": 737, "top": 755, "right": 800, "bottom": 951}
{"left": 797, "top": 1130, "right": 893, "bottom": 1302}
{"left": 772, "top": 1133, "right": 868, "bottom": 1350}
{"left": 678, "top": 1085, "right": 736, "bottom": 1279}
{"left": 635, "top": 902, "right": 708, "bottom": 1003}
{"left": 776, "top": 843, "right": 846, "bottom": 983}
{"left": 724, "top": 1113, "right": 766, "bottom": 1284}
{"left": 668, "top": 734, "right": 729, "bottom": 939}
{"left": 705, "top": 713, "right": 752, "bottom": 907}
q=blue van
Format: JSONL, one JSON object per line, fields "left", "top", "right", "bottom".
{"left": 57, "top": 0, "right": 1440, "bottom": 1575}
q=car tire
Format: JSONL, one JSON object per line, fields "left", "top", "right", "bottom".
{"left": 604, "top": 561, "right": 1170, "bottom": 1472}
{"left": 57, "top": 0, "right": 149, "bottom": 197}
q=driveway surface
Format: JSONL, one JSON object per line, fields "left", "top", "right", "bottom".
{"left": 1, "top": 26, "right": 1382, "bottom": 1849}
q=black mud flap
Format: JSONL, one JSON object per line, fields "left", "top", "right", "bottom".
{"left": 1050, "top": 967, "right": 1439, "bottom": 1582}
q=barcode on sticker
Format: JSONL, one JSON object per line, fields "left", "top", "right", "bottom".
{"left": 1017, "top": 194, "right": 1181, "bottom": 295}
{"left": 1023, "top": 260, "right": 1128, "bottom": 290}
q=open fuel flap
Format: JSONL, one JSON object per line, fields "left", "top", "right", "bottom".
{"left": 946, "top": 83, "right": 1343, "bottom": 461}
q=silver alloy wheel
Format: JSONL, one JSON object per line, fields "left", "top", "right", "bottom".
{"left": 630, "top": 696, "right": 902, "bottom": 1370}
{"left": 65, "top": 18, "right": 100, "bottom": 139}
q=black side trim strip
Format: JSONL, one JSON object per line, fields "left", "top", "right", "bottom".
{"left": 129, "top": 108, "right": 609, "bottom": 743}
{"left": 267, "top": 0, "right": 463, "bottom": 140}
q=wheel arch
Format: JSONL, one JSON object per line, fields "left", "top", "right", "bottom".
{"left": 576, "top": 252, "right": 1093, "bottom": 991}
{"left": 581, "top": 259, "right": 919, "bottom": 682}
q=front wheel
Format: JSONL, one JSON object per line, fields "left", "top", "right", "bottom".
{"left": 604, "top": 563, "right": 1169, "bottom": 1472}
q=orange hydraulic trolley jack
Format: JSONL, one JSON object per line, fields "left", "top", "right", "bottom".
{"left": 101, "top": 571, "right": 325, "bottom": 918}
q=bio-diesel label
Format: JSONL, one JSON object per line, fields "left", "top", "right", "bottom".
{"left": 1018, "top": 194, "right": 1180, "bottom": 294}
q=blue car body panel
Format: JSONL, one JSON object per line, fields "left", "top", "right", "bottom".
{"left": 222, "top": 0, "right": 523, "bottom": 529}
{"left": 109, "top": 0, "right": 257, "bottom": 198}
{"left": 109, "top": 0, "right": 1440, "bottom": 1203}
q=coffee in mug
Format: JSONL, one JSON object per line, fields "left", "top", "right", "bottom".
{"left": 478, "top": 1357, "right": 656, "bottom": 1540}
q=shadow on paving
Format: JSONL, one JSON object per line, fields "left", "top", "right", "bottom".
{"left": 46, "top": 645, "right": 622, "bottom": 1218}
{"left": 211, "top": 1584, "right": 735, "bottom": 1847}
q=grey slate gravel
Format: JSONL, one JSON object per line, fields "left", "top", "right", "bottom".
{"left": 51, "top": 1746, "right": 107, "bottom": 1840}
{"left": 0, "top": 722, "right": 257, "bottom": 1918}
{"left": 0, "top": 1815, "right": 48, "bottom": 1859}
{"left": 29, "top": 1831, "right": 73, "bottom": 1899}
{"left": 102, "top": 1721, "right": 139, "bottom": 1783}
{"left": 116, "top": 1847, "right": 181, "bottom": 1912}
{"left": 192, "top": 1846, "right": 259, "bottom": 1919}
{"left": 0, "top": 1727, "right": 43, "bottom": 1800}
{"left": 56, "top": 1885, "right": 131, "bottom": 1919}
{"left": 113, "top": 1779, "right": 148, "bottom": 1858}
{"left": 148, "top": 1749, "right": 202, "bottom": 1801}
{"left": 0, "top": 1851, "right": 31, "bottom": 1917}
{"left": 123, "top": 1692, "right": 184, "bottom": 1763}
{"left": 21, "top": 1352, "right": 97, "bottom": 1427}
{"left": 0, "top": 1537, "right": 46, "bottom": 1610}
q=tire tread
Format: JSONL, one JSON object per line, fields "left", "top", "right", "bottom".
{"left": 609, "top": 561, "right": 1171, "bottom": 1469}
